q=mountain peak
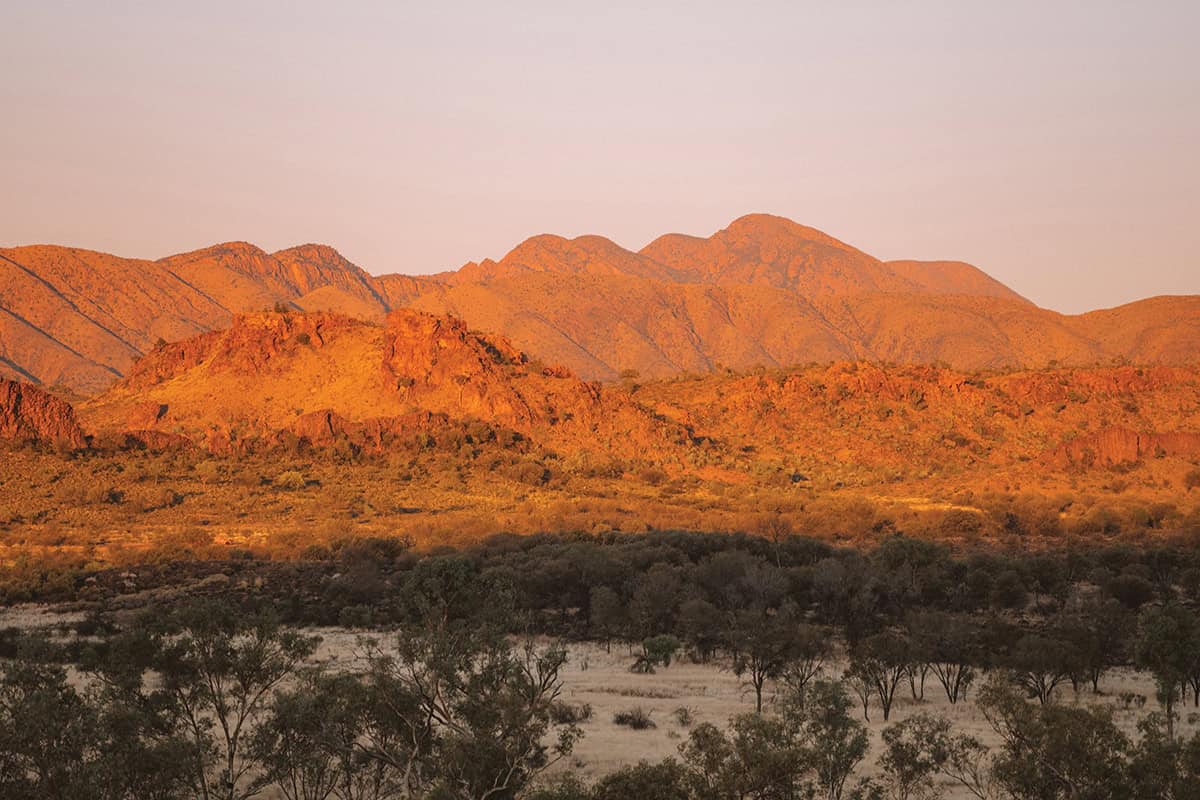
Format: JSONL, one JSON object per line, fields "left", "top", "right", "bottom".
{"left": 161, "top": 241, "right": 269, "bottom": 263}
{"left": 273, "top": 243, "right": 350, "bottom": 264}
{"left": 719, "top": 213, "right": 860, "bottom": 251}
{"left": 641, "top": 213, "right": 893, "bottom": 291}
{"left": 489, "top": 232, "right": 679, "bottom": 282}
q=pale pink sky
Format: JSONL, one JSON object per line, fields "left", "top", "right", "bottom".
{"left": 2, "top": 1, "right": 1197, "bottom": 313}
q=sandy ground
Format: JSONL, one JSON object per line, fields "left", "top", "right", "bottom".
{"left": 0, "top": 604, "right": 88, "bottom": 630}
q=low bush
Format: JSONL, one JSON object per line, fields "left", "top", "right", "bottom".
{"left": 275, "top": 470, "right": 307, "bottom": 491}
{"left": 614, "top": 707, "right": 655, "bottom": 730}
{"left": 550, "top": 701, "right": 593, "bottom": 725}
{"left": 672, "top": 706, "right": 696, "bottom": 727}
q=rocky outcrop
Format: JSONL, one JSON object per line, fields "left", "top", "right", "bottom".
{"left": 79, "top": 308, "right": 692, "bottom": 459}
{"left": 1047, "top": 427, "right": 1200, "bottom": 468}
{"left": 382, "top": 310, "right": 537, "bottom": 426}
{"left": 120, "top": 312, "right": 366, "bottom": 390}
{"left": 289, "top": 409, "right": 503, "bottom": 452}
{"left": 0, "top": 379, "right": 87, "bottom": 449}
{"left": 117, "top": 430, "right": 195, "bottom": 452}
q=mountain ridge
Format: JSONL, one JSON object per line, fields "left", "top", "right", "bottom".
{"left": 2, "top": 214, "right": 1196, "bottom": 392}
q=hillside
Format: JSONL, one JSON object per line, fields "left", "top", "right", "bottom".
{"left": 637, "top": 362, "right": 1200, "bottom": 484}
{"left": 0, "top": 242, "right": 387, "bottom": 393}
{"left": 80, "top": 310, "right": 685, "bottom": 458}
{"left": 69, "top": 310, "right": 1200, "bottom": 500}
{"left": 4, "top": 321, "right": 1199, "bottom": 562}
{"left": 3, "top": 214, "right": 1197, "bottom": 392}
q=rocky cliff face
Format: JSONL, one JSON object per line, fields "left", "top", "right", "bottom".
{"left": 1048, "top": 428, "right": 1200, "bottom": 468}
{"left": 0, "top": 380, "right": 87, "bottom": 449}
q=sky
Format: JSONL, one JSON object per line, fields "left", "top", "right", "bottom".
{"left": 2, "top": 1, "right": 1197, "bottom": 313}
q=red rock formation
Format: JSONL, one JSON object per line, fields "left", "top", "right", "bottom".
{"left": 288, "top": 409, "right": 489, "bottom": 452}
{"left": 0, "top": 379, "right": 87, "bottom": 449}
{"left": 118, "top": 430, "right": 195, "bottom": 452}
{"left": 120, "top": 312, "right": 366, "bottom": 390}
{"left": 80, "top": 310, "right": 689, "bottom": 459}
{"left": 381, "top": 310, "right": 536, "bottom": 426}
{"left": 1047, "top": 427, "right": 1200, "bottom": 468}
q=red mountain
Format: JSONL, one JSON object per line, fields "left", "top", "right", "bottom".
{"left": 2, "top": 215, "right": 1195, "bottom": 392}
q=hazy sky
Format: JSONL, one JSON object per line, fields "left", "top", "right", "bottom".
{"left": 2, "top": 1, "right": 1197, "bottom": 313}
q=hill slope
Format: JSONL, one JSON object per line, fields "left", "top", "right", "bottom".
{"left": 74, "top": 314, "right": 1200, "bottom": 507}
{"left": 0, "top": 243, "right": 386, "bottom": 392}
{"left": 80, "top": 310, "right": 684, "bottom": 458}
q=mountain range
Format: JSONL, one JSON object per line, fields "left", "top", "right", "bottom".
{"left": 2, "top": 213, "right": 1197, "bottom": 394}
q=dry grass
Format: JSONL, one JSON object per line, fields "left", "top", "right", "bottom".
{"left": 545, "top": 644, "right": 1196, "bottom": 795}
{"left": 2, "top": 448, "right": 1198, "bottom": 585}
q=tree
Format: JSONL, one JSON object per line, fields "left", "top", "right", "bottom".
{"left": 589, "top": 586, "right": 625, "bottom": 652}
{"left": 628, "top": 564, "right": 683, "bottom": 639}
{"left": 678, "top": 723, "right": 739, "bottom": 800}
{"left": 359, "top": 624, "right": 579, "bottom": 799}
{"left": 784, "top": 680, "right": 872, "bottom": 800}
{"left": 89, "top": 676, "right": 196, "bottom": 800}
{"left": 149, "top": 600, "right": 320, "bottom": 800}
{"left": 632, "top": 635, "right": 682, "bottom": 674}
{"left": 1135, "top": 604, "right": 1198, "bottom": 739}
{"left": 780, "top": 623, "right": 832, "bottom": 698}
{"left": 591, "top": 759, "right": 690, "bottom": 800}
{"left": 0, "top": 647, "right": 192, "bottom": 800}
{"left": 873, "top": 534, "right": 949, "bottom": 607}
{"left": 677, "top": 596, "right": 723, "bottom": 662}
{"left": 880, "top": 713, "right": 996, "bottom": 800}
{"left": 1006, "top": 634, "right": 1078, "bottom": 705}
{"left": 1129, "top": 714, "right": 1200, "bottom": 800}
{"left": 678, "top": 679, "right": 871, "bottom": 800}
{"left": 0, "top": 658, "right": 104, "bottom": 800}
{"left": 879, "top": 715, "right": 941, "bottom": 800}
{"left": 978, "top": 676, "right": 1132, "bottom": 800}
{"left": 1056, "top": 599, "right": 1132, "bottom": 695}
{"left": 686, "top": 713, "right": 809, "bottom": 799}
{"left": 908, "top": 611, "right": 978, "bottom": 704}
{"left": 523, "top": 774, "right": 591, "bottom": 800}
{"left": 756, "top": 513, "right": 793, "bottom": 568}
{"left": 250, "top": 669, "right": 390, "bottom": 800}
{"left": 846, "top": 630, "right": 911, "bottom": 721}
{"left": 729, "top": 603, "right": 806, "bottom": 713}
